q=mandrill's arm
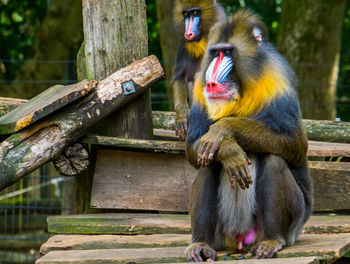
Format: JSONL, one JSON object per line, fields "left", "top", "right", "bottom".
{"left": 173, "top": 79, "right": 189, "bottom": 140}
{"left": 198, "top": 117, "right": 308, "bottom": 168}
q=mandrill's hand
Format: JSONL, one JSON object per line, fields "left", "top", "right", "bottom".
{"left": 217, "top": 138, "right": 253, "bottom": 190}
{"left": 175, "top": 103, "right": 189, "bottom": 141}
{"left": 197, "top": 121, "right": 232, "bottom": 166}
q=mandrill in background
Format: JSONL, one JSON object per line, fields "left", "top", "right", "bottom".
{"left": 172, "top": 0, "right": 226, "bottom": 140}
{"left": 185, "top": 9, "right": 313, "bottom": 262}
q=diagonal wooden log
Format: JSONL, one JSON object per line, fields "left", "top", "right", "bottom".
{"left": 0, "top": 55, "right": 163, "bottom": 191}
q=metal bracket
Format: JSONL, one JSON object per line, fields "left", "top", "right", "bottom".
{"left": 122, "top": 81, "right": 136, "bottom": 95}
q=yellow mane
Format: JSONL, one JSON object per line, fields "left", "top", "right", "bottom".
{"left": 185, "top": 37, "right": 208, "bottom": 58}
{"left": 194, "top": 65, "right": 290, "bottom": 120}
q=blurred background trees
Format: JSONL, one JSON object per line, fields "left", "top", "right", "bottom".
{"left": 1, "top": 0, "right": 349, "bottom": 120}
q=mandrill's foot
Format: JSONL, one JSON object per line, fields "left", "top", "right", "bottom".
{"left": 176, "top": 120, "right": 188, "bottom": 141}
{"left": 250, "top": 240, "right": 283, "bottom": 259}
{"left": 185, "top": 242, "right": 216, "bottom": 262}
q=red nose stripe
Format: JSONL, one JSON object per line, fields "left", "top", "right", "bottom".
{"left": 211, "top": 51, "right": 224, "bottom": 81}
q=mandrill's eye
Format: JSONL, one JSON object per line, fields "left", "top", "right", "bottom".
{"left": 224, "top": 49, "right": 232, "bottom": 56}
{"left": 193, "top": 10, "right": 198, "bottom": 16}
{"left": 183, "top": 11, "right": 189, "bottom": 18}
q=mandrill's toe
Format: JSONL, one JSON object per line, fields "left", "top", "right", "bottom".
{"left": 250, "top": 240, "right": 283, "bottom": 259}
{"left": 185, "top": 242, "right": 216, "bottom": 262}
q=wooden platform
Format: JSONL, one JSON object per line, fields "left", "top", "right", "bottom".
{"left": 37, "top": 232, "right": 350, "bottom": 263}
{"left": 38, "top": 213, "right": 350, "bottom": 263}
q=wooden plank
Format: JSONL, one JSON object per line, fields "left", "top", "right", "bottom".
{"left": 152, "top": 111, "right": 350, "bottom": 143}
{"left": 36, "top": 247, "right": 187, "bottom": 263}
{"left": 47, "top": 213, "right": 191, "bottom": 235}
{"left": 82, "top": 136, "right": 350, "bottom": 158}
{"left": 90, "top": 150, "right": 197, "bottom": 211}
{"left": 275, "top": 234, "right": 350, "bottom": 263}
{"left": 35, "top": 233, "right": 350, "bottom": 263}
{"left": 37, "top": 246, "right": 319, "bottom": 264}
{"left": 167, "top": 258, "right": 319, "bottom": 264}
{"left": 0, "top": 81, "right": 94, "bottom": 134}
{"left": 83, "top": 135, "right": 185, "bottom": 154}
{"left": 90, "top": 150, "right": 350, "bottom": 212}
{"left": 40, "top": 234, "right": 191, "bottom": 254}
{"left": 309, "top": 161, "right": 350, "bottom": 212}
{"left": 303, "top": 215, "right": 350, "bottom": 234}
{"left": 47, "top": 213, "right": 350, "bottom": 235}
{"left": 308, "top": 141, "right": 350, "bottom": 157}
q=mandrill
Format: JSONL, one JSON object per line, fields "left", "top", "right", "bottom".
{"left": 172, "top": 0, "right": 226, "bottom": 140}
{"left": 185, "top": 9, "right": 313, "bottom": 262}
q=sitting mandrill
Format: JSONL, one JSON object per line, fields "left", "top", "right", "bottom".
{"left": 185, "top": 9, "right": 313, "bottom": 261}
{"left": 172, "top": 0, "right": 225, "bottom": 140}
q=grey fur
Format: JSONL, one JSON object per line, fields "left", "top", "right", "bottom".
{"left": 216, "top": 155, "right": 257, "bottom": 242}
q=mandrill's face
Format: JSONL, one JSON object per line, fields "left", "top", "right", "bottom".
{"left": 203, "top": 20, "right": 265, "bottom": 105}
{"left": 204, "top": 43, "right": 240, "bottom": 103}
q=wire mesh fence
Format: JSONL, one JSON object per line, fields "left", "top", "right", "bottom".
{"left": 0, "top": 163, "right": 74, "bottom": 264}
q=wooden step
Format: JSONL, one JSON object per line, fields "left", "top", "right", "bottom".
{"left": 47, "top": 213, "right": 350, "bottom": 235}
{"left": 37, "top": 249, "right": 319, "bottom": 264}
{"left": 36, "top": 233, "right": 350, "bottom": 263}
{"left": 167, "top": 258, "right": 319, "bottom": 264}
{"left": 40, "top": 234, "right": 191, "bottom": 254}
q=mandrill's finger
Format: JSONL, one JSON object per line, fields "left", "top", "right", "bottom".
{"left": 227, "top": 169, "right": 235, "bottom": 188}
{"left": 208, "top": 143, "right": 219, "bottom": 162}
{"left": 198, "top": 144, "right": 207, "bottom": 165}
{"left": 240, "top": 168, "right": 251, "bottom": 189}
{"left": 202, "top": 143, "right": 213, "bottom": 165}
{"left": 236, "top": 172, "right": 246, "bottom": 190}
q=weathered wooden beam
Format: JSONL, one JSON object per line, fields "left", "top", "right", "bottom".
{"left": 0, "top": 55, "right": 163, "bottom": 191}
{"left": 82, "top": 136, "right": 350, "bottom": 158}
{"left": 37, "top": 250, "right": 319, "bottom": 264}
{"left": 40, "top": 234, "right": 191, "bottom": 255}
{"left": 0, "top": 81, "right": 94, "bottom": 134}
{"left": 153, "top": 111, "right": 350, "bottom": 143}
{"left": 2, "top": 105, "right": 350, "bottom": 143}
{"left": 47, "top": 213, "right": 350, "bottom": 235}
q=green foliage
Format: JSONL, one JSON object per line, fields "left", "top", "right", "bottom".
{"left": 146, "top": 0, "right": 162, "bottom": 61}
{"left": 338, "top": 2, "right": 350, "bottom": 121}
{"left": 220, "top": 0, "right": 281, "bottom": 42}
{"left": 0, "top": 0, "right": 47, "bottom": 79}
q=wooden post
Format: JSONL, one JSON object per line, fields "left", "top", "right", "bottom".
{"left": 75, "top": 0, "right": 152, "bottom": 213}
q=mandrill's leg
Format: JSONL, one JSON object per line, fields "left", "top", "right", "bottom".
{"left": 252, "top": 154, "right": 306, "bottom": 259}
{"left": 186, "top": 163, "right": 221, "bottom": 262}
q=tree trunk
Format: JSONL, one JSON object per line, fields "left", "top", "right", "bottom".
{"left": 277, "top": 0, "right": 346, "bottom": 120}
{"left": 156, "top": 0, "right": 178, "bottom": 109}
{"left": 8, "top": 0, "right": 83, "bottom": 99}
{"left": 74, "top": 0, "right": 152, "bottom": 213}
